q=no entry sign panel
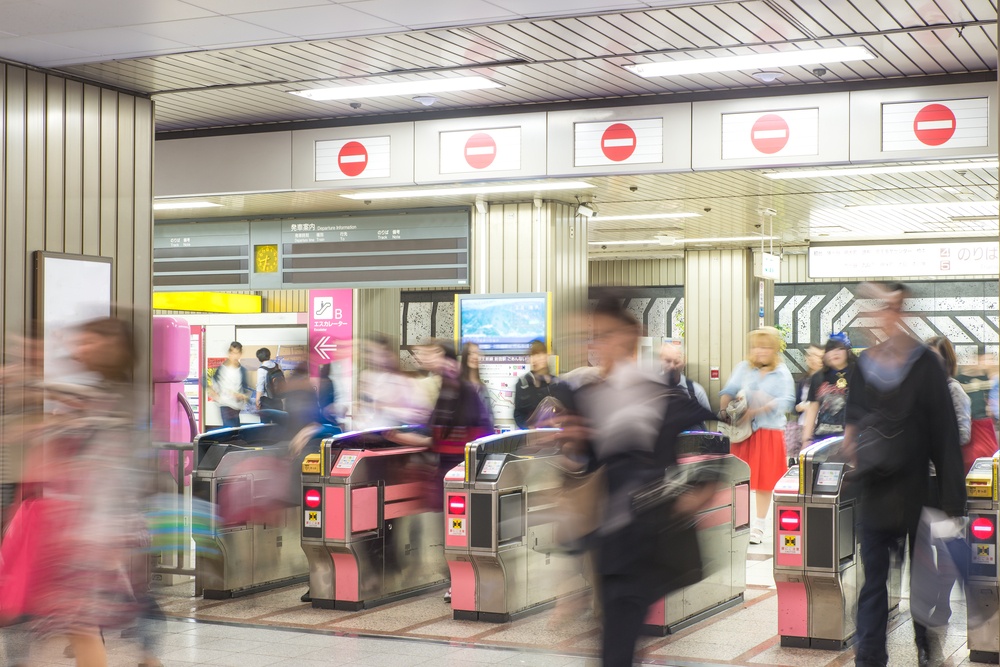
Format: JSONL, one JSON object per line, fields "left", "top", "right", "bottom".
{"left": 574, "top": 118, "right": 663, "bottom": 167}
{"left": 721, "top": 108, "right": 819, "bottom": 160}
{"left": 315, "top": 136, "right": 391, "bottom": 181}
{"left": 439, "top": 127, "right": 521, "bottom": 174}
{"left": 882, "top": 97, "right": 988, "bottom": 151}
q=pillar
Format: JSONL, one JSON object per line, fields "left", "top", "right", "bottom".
{"left": 683, "top": 249, "right": 756, "bottom": 411}
{"left": 351, "top": 287, "right": 401, "bottom": 411}
{"left": 470, "top": 201, "right": 589, "bottom": 371}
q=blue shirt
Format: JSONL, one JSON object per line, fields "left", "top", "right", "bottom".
{"left": 720, "top": 361, "right": 795, "bottom": 431}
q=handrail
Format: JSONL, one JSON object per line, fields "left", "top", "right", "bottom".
{"left": 151, "top": 440, "right": 197, "bottom": 578}
{"left": 177, "top": 391, "right": 197, "bottom": 441}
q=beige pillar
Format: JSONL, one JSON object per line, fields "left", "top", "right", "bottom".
{"left": 683, "top": 249, "right": 756, "bottom": 411}
{"left": 351, "top": 286, "right": 401, "bottom": 401}
{"left": 470, "top": 201, "right": 589, "bottom": 371}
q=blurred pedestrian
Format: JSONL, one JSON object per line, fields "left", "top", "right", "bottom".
{"left": 928, "top": 337, "right": 972, "bottom": 449}
{"left": 207, "top": 341, "right": 250, "bottom": 428}
{"left": 800, "top": 333, "right": 856, "bottom": 448}
{"left": 719, "top": 327, "right": 795, "bottom": 544}
{"left": 461, "top": 342, "right": 492, "bottom": 415}
{"left": 513, "top": 339, "right": 557, "bottom": 428}
{"left": 846, "top": 283, "right": 966, "bottom": 667}
{"left": 659, "top": 343, "right": 711, "bottom": 412}
{"left": 957, "top": 351, "right": 999, "bottom": 472}
{"left": 788, "top": 343, "right": 824, "bottom": 464}
{"left": 356, "top": 334, "right": 431, "bottom": 429}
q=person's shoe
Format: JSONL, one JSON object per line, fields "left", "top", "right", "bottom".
{"left": 300, "top": 589, "right": 312, "bottom": 603}
{"left": 916, "top": 644, "right": 930, "bottom": 667}
{"left": 749, "top": 527, "right": 764, "bottom": 545}
{"left": 443, "top": 588, "right": 452, "bottom": 603}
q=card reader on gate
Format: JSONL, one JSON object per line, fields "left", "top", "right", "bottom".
{"left": 966, "top": 458, "right": 995, "bottom": 499}
{"left": 812, "top": 463, "right": 845, "bottom": 495}
{"left": 478, "top": 453, "right": 513, "bottom": 481}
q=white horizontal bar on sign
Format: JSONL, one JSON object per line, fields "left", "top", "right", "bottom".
{"left": 574, "top": 118, "right": 663, "bottom": 167}
{"left": 721, "top": 108, "right": 819, "bottom": 160}
{"left": 315, "top": 136, "right": 392, "bottom": 181}
{"left": 881, "top": 98, "right": 989, "bottom": 152}
{"left": 439, "top": 126, "right": 522, "bottom": 174}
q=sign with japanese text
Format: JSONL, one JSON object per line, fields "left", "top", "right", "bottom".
{"left": 308, "top": 289, "right": 353, "bottom": 412}
{"left": 809, "top": 242, "right": 1000, "bottom": 279}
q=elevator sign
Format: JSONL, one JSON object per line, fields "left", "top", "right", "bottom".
{"left": 881, "top": 98, "right": 989, "bottom": 151}
{"left": 440, "top": 127, "right": 521, "bottom": 173}
{"left": 315, "top": 136, "right": 391, "bottom": 181}
{"left": 574, "top": 118, "right": 663, "bottom": 167}
{"left": 721, "top": 108, "right": 819, "bottom": 160}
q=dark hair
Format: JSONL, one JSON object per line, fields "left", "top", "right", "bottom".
{"left": 821, "top": 338, "right": 857, "bottom": 372}
{"left": 460, "top": 342, "right": 481, "bottom": 384}
{"left": 927, "top": 336, "right": 958, "bottom": 378}
{"left": 229, "top": 341, "right": 242, "bottom": 353}
{"left": 592, "top": 296, "right": 641, "bottom": 332}
{"left": 528, "top": 339, "right": 547, "bottom": 356}
{"left": 256, "top": 347, "right": 271, "bottom": 362}
{"left": 77, "top": 317, "right": 135, "bottom": 382}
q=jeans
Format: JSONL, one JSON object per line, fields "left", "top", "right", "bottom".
{"left": 856, "top": 524, "right": 904, "bottom": 665}
{"left": 219, "top": 406, "right": 241, "bottom": 429}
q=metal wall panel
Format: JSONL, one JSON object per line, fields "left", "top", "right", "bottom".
{"left": 353, "top": 288, "right": 402, "bottom": 407}
{"left": 589, "top": 258, "right": 685, "bottom": 286}
{"left": 850, "top": 82, "right": 997, "bottom": 162}
{"left": 0, "top": 63, "right": 154, "bottom": 515}
{"left": 155, "top": 132, "right": 293, "bottom": 197}
{"left": 684, "top": 249, "right": 753, "bottom": 411}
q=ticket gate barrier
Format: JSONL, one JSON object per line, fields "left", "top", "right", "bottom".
{"left": 642, "top": 432, "right": 751, "bottom": 635}
{"left": 193, "top": 424, "right": 309, "bottom": 599}
{"left": 966, "top": 452, "right": 999, "bottom": 664}
{"left": 773, "top": 436, "right": 901, "bottom": 649}
{"left": 445, "top": 429, "right": 587, "bottom": 622}
{"left": 300, "top": 426, "right": 449, "bottom": 610}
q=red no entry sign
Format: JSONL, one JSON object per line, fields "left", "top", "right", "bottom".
{"left": 338, "top": 141, "right": 368, "bottom": 177}
{"left": 913, "top": 103, "right": 956, "bottom": 146}
{"left": 464, "top": 132, "right": 497, "bottom": 169}
{"left": 601, "top": 123, "right": 637, "bottom": 161}
{"left": 751, "top": 114, "right": 789, "bottom": 154}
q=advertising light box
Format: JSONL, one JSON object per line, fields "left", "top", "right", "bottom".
{"left": 457, "top": 293, "right": 550, "bottom": 353}
{"left": 809, "top": 241, "right": 1000, "bottom": 279}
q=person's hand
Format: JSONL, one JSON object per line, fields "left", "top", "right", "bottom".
{"left": 255, "top": 398, "right": 261, "bottom": 409}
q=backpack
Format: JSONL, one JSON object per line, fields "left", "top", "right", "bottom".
{"left": 261, "top": 364, "right": 286, "bottom": 410}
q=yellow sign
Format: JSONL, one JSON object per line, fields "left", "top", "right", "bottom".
{"left": 152, "top": 291, "right": 262, "bottom": 314}
{"left": 302, "top": 454, "right": 322, "bottom": 474}
{"left": 449, "top": 517, "right": 466, "bottom": 536}
{"left": 308, "top": 512, "right": 318, "bottom": 522}
{"left": 979, "top": 545, "right": 990, "bottom": 556}
{"left": 785, "top": 536, "right": 796, "bottom": 547}
{"left": 452, "top": 519, "right": 462, "bottom": 530}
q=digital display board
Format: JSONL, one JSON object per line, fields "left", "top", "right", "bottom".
{"left": 458, "top": 293, "right": 549, "bottom": 353}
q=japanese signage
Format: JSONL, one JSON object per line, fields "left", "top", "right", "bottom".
{"left": 809, "top": 242, "right": 1000, "bottom": 279}
{"left": 308, "top": 289, "right": 353, "bottom": 419}
{"left": 477, "top": 355, "right": 530, "bottom": 425}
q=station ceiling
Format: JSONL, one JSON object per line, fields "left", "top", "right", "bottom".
{"left": 3, "top": 0, "right": 998, "bottom": 258}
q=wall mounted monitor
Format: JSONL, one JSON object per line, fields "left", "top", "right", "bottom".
{"left": 457, "top": 292, "right": 550, "bottom": 353}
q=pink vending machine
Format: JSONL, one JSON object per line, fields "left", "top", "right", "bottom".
{"left": 153, "top": 317, "right": 197, "bottom": 480}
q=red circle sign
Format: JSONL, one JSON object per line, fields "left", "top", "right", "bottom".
{"left": 913, "top": 103, "right": 956, "bottom": 146}
{"left": 601, "top": 123, "right": 637, "bottom": 162}
{"left": 464, "top": 132, "right": 497, "bottom": 169}
{"left": 338, "top": 141, "right": 368, "bottom": 177}
{"left": 750, "top": 114, "right": 790, "bottom": 154}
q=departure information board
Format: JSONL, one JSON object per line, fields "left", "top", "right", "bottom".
{"left": 153, "top": 208, "right": 470, "bottom": 291}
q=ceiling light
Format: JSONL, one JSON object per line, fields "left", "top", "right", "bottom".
{"left": 588, "top": 235, "right": 778, "bottom": 246}
{"left": 577, "top": 203, "right": 597, "bottom": 218}
{"left": 290, "top": 76, "right": 501, "bottom": 102}
{"left": 845, "top": 200, "right": 998, "bottom": 212}
{"left": 624, "top": 46, "right": 873, "bottom": 78}
{"left": 592, "top": 212, "right": 701, "bottom": 221}
{"left": 751, "top": 71, "right": 783, "bottom": 83}
{"left": 765, "top": 160, "right": 1000, "bottom": 179}
{"left": 413, "top": 95, "right": 438, "bottom": 106}
{"left": 341, "top": 181, "right": 595, "bottom": 200}
{"left": 656, "top": 236, "right": 677, "bottom": 246}
{"left": 152, "top": 201, "right": 222, "bottom": 211}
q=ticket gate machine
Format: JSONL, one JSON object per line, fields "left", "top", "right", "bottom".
{"left": 444, "top": 429, "right": 586, "bottom": 622}
{"left": 642, "top": 432, "right": 751, "bottom": 635}
{"left": 966, "top": 452, "right": 999, "bottom": 664}
{"left": 773, "top": 436, "right": 901, "bottom": 649}
{"left": 193, "top": 424, "right": 309, "bottom": 598}
{"left": 300, "top": 427, "right": 449, "bottom": 610}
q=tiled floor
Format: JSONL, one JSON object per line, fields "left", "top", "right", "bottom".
{"left": 3, "top": 511, "right": 985, "bottom": 667}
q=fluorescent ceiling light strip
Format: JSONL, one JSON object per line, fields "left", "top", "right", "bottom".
{"left": 290, "top": 76, "right": 501, "bottom": 101}
{"left": 593, "top": 213, "right": 701, "bottom": 221}
{"left": 625, "top": 46, "right": 872, "bottom": 78}
{"left": 590, "top": 235, "right": 777, "bottom": 246}
{"left": 153, "top": 201, "right": 222, "bottom": 211}
{"left": 846, "top": 200, "right": 999, "bottom": 212}
{"left": 766, "top": 160, "right": 1000, "bottom": 179}
{"left": 341, "top": 181, "right": 594, "bottom": 200}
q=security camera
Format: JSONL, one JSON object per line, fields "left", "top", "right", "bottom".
{"left": 601, "top": 245, "right": 607, "bottom": 250}
{"left": 703, "top": 207, "right": 712, "bottom": 213}
{"left": 364, "top": 200, "right": 372, "bottom": 205}
{"left": 349, "top": 102, "right": 362, "bottom": 110}
{"left": 629, "top": 186, "right": 638, "bottom": 193}
{"left": 812, "top": 68, "right": 827, "bottom": 77}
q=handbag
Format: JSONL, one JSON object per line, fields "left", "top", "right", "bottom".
{"left": 554, "top": 466, "right": 606, "bottom": 548}
{"left": 720, "top": 391, "right": 752, "bottom": 444}
{"left": 853, "top": 410, "right": 909, "bottom": 480}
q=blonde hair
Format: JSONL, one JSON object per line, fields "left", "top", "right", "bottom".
{"left": 747, "top": 327, "right": 783, "bottom": 371}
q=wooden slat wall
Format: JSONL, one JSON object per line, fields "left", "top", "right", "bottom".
{"left": 588, "top": 259, "right": 685, "bottom": 286}
{"left": 0, "top": 63, "right": 154, "bottom": 502}
{"left": 684, "top": 249, "right": 753, "bottom": 412}
{"left": 549, "top": 203, "right": 589, "bottom": 372}
{"left": 352, "top": 288, "right": 401, "bottom": 420}
{"left": 780, "top": 253, "right": 999, "bottom": 283}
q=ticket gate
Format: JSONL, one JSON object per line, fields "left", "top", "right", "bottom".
{"left": 193, "top": 424, "right": 309, "bottom": 598}
{"left": 966, "top": 452, "right": 999, "bottom": 664}
{"left": 642, "top": 432, "right": 751, "bottom": 635}
{"left": 444, "top": 429, "right": 587, "bottom": 622}
{"left": 773, "top": 436, "right": 901, "bottom": 649}
{"left": 300, "top": 426, "right": 449, "bottom": 610}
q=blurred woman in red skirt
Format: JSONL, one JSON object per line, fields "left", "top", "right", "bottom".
{"left": 720, "top": 327, "right": 796, "bottom": 545}
{"left": 957, "top": 351, "right": 1000, "bottom": 472}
